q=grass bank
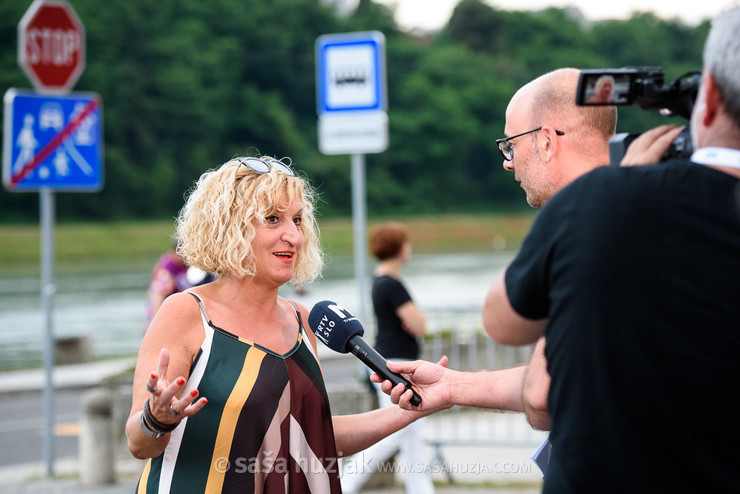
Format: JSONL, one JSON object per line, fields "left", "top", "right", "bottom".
{"left": 0, "top": 212, "right": 536, "bottom": 277}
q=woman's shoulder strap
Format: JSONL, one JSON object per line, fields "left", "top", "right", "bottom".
{"left": 185, "top": 291, "right": 212, "bottom": 325}
{"left": 286, "top": 300, "right": 305, "bottom": 329}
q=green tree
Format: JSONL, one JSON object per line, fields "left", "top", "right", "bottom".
{"left": 446, "top": 0, "right": 508, "bottom": 54}
{"left": 0, "top": 0, "right": 708, "bottom": 221}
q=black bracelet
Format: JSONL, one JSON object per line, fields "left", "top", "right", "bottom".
{"left": 142, "top": 398, "right": 179, "bottom": 435}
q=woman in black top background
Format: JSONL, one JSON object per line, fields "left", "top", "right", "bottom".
{"left": 341, "top": 221, "right": 434, "bottom": 494}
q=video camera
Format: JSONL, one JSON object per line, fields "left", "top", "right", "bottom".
{"left": 575, "top": 66, "right": 701, "bottom": 165}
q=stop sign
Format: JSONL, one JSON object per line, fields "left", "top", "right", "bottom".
{"left": 18, "top": 0, "right": 85, "bottom": 93}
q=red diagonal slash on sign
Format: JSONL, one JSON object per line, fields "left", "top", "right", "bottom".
{"left": 10, "top": 97, "right": 100, "bottom": 187}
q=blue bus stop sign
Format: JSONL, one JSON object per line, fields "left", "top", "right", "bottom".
{"left": 3, "top": 88, "right": 103, "bottom": 192}
{"left": 315, "top": 31, "right": 388, "bottom": 155}
{"left": 316, "top": 31, "right": 387, "bottom": 114}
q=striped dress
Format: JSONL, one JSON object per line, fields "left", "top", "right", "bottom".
{"left": 136, "top": 293, "right": 342, "bottom": 493}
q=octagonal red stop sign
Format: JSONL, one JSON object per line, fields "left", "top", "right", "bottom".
{"left": 18, "top": 0, "right": 85, "bottom": 93}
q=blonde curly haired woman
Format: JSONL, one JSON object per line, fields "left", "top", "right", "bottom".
{"left": 126, "top": 156, "right": 428, "bottom": 493}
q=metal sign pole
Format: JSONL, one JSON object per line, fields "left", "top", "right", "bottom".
{"left": 13, "top": 0, "right": 92, "bottom": 479}
{"left": 315, "top": 31, "right": 386, "bottom": 331}
{"left": 351, "top": 153, "right": 368, "bottom": 327}
{"left": 40, "top": 187, "right": 56, "bottom": 477}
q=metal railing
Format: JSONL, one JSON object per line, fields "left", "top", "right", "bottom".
{"left": 419, "top": 305, "right": 546, "bottom": 452}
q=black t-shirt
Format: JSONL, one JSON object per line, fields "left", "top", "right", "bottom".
{"left": 505, "top": 160, "right": 740, "bottom": 493}
{"left": 372, "top": 274, "right": 420, "bottom": 360}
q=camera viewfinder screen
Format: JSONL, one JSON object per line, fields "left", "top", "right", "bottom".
{"left": 582, "top": 74, "right": 631, "bottom": 105}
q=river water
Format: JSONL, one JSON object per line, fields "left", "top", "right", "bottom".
{"left": 0, "top": 251, "right": 515, "bottom": 370}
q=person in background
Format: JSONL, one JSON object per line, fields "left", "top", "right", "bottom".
{"left": 126, "top": 156, "right": 431, "bottom": 493}
{"left": 341, "top": 222, "right": 434, "bottom": 494}
{"left": 143, "top": 236, "right": 213, "bottom": 332}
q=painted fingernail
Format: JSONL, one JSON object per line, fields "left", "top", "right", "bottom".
{"left": 177, "top": 378, "right": 185, "bottom": 385}
{"left": 190, "top": 390, "right": 199, "bottom": 397}
{"left": 150, "top": 372, "right": 157, "bottom": 379}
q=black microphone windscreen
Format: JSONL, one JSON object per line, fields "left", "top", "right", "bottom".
{"left": 308, "top": 300, "right": 365, "bottom": 353}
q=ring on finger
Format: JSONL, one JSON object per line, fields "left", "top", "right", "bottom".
{"left": 145, "top": 383, "right": 156, "bottom": 393}
{"left": 169, "top": 404, "right": 181, "bottom": 416}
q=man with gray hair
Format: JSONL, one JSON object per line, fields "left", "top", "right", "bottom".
{"left": 483, "top": 7, "right": 740, "bottom": 491}
{"left": 380, "top": 7, "right": 740, "bottom": 492}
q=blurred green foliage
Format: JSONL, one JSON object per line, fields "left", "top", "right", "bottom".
{"left": 0, "top": 0, "right": 711, "bottom": 221}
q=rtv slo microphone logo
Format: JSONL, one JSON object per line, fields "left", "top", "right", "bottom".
{"left": 315, "top": 303, "right": 355, "bottom": 346}
{"left": 314, "top": 314, "right": 335, "bottom": 346}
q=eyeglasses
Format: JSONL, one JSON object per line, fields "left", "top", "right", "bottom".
{"left": 236, "top": 157, "right": 294, "bottom": 176}
{"left": 496, "top": 127, "right": 565, "bottom": 161}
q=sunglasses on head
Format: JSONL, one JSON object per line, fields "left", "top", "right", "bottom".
{"left": 236, "top": 157, "right": 294, "bottom": 176}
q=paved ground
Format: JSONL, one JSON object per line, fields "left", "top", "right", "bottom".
{"left": 0, "top": 441, "right": 543, "bottom": 493}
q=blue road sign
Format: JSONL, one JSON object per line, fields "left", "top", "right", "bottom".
{"left": 3, "top": 88, "right": 103, "bottom": 192}
{"left": 316, "top": 31, "right": 386, "bottom": 114}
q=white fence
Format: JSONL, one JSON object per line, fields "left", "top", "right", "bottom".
{"left": 420, "top": 305, "right": 546, "bottom": 449}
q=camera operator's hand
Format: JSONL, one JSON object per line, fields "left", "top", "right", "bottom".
{"left": 620, "top": 124, "right": 686, "bottom": 167}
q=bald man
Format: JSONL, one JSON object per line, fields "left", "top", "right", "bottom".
{"left": 497, "top": 67, "right": 616, "bottom": 207}
{"left": 375, "top": 68, "right": 617, "bottom": 430}
{"left": 495, "top": 68, "right": 617, "bottom": 429}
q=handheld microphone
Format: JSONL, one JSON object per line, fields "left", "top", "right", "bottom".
{"left": 308, "top": 300, "right": 422, "bottom": 407}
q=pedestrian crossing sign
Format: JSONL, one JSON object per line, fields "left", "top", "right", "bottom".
{"left": 3, "top": 88, "right": 103, "bottom": 192}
